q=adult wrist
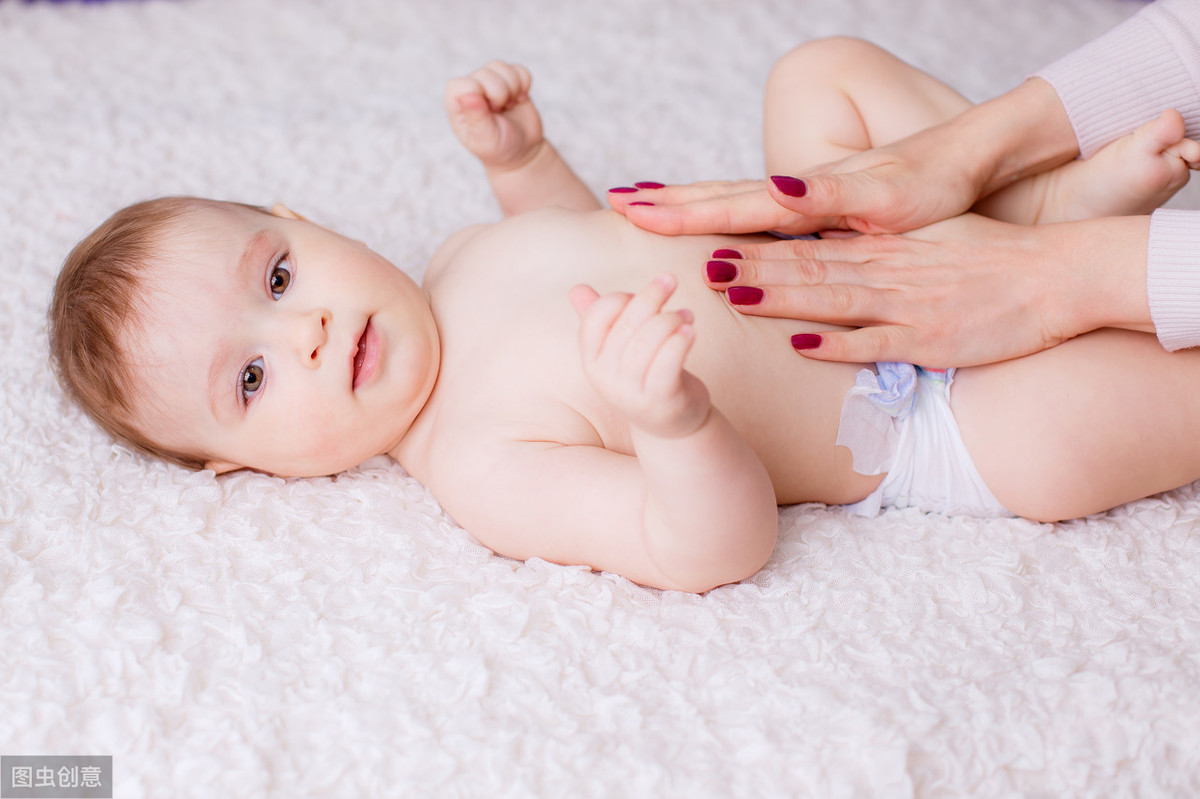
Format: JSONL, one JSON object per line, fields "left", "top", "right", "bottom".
{"left": 1052, "top": 216, "right": 1151, "bottom": 339}
{"left": 970, "top": 78, "right": 1079, "bottom": 198}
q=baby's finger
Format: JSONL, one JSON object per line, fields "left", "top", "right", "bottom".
{"left": 443, "top": 76, "right": 487, "bottom": 116}
{"left": 573, "top": 286, "right": 633, "bottom": 362}
{"left": 568, "top": 284, "right": 600, "bottom": 316}
{"left": 486, "top": 61, "right": 532, "bottom": 101}
{"left": 470, "top": 66, "right": 518, "bottom": 112}
{"left": 643, "top": 324, "right": 696, "bottom": 399}
{"left": 610, "top": 274, "right": 678, "bottom": 347}
{"left": 619, "top": 308, "right": 694, "bottom": 383}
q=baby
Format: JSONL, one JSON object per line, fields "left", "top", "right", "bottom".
{"left": 51, "top": 39, "right": 1200, "bottom": 592}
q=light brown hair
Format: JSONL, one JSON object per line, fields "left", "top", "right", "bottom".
{"left": 49, "top": 196, "right": 263, "bottom": 470}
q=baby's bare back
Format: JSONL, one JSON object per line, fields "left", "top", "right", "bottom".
{"left": 416, "top": 208, "right": 882, "bottom": 506}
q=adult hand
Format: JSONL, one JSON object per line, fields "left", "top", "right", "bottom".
{"left": 609, "top": 139, "right": 984, "bottom": 238}
{"left": 609, "top": 78, "right": 1077, "bottom": 238}
{"left": 700, "top": 213, "right": 1154, "bottom": 367}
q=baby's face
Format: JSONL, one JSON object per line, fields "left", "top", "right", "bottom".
{"left": 130, "top": 203, "right": 439, "bottom": 477}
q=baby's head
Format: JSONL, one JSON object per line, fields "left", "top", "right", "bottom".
{"left": 50, "top": 197, "right": 440, "bottom": 477}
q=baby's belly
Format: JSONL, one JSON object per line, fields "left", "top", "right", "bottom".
{"left": 431, "top": 209, "right": 884, "bottom": 505}
{"left": 684, "top": 292, "right": 883, "bottom": 504}
{"left": 594, "top": 214, "right": 880, "bottom": 502}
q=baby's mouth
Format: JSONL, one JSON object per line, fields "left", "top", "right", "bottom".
{"left": 352, "top": 318, "right": 377, "bottom": 389}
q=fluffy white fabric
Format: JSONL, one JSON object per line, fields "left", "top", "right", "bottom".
{"left": 3, "top": 0, "right": 1199, "bottom": 796}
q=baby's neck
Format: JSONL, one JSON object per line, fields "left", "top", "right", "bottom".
{"left": 383, "top": 350, "right": 445, "bottom": 474}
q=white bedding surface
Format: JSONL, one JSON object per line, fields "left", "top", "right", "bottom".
{"left": 3, "top": 0, "right": 1200, "bottom": 796}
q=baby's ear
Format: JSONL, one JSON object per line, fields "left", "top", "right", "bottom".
{"left": 269, "top": 203, "right": 309, "bottom": 222}
{"left": 204, "top": 459, "right": 243, "bottom": 475}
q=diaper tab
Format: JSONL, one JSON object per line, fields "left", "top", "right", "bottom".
{"left": 836, "top": 362, "right": 1010, "bottom": 518}
{"left": 835, "top": 362, "right": 919, "bottom": 476}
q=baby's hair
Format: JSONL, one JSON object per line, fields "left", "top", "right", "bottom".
{"left": 49, "top": 196, "right": 267, "bottom": 470}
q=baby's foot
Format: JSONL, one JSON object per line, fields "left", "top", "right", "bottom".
{"left": 1039, "top": 109, "right": 1200, "bottom": 223}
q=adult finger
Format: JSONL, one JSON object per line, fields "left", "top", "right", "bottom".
{"left": 704, "top": 253, "right": 892, "bottom": 291}
{"left": 788, "top": 325, "right": 936, "bottom": 366}
{"left": 607, "top": 178, "right": 765, "bottom": 209}
{"left": 721, "top": 283, "right": 904, "bottom": 329}
{"left": 766, "top": 171, "right": 911, "bottom": 235}
{"left": 621, "top": 187, "right": 831, "bottom": 236}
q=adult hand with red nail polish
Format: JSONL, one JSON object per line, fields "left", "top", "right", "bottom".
{"left": 703, "top": 213, "right": 1155, "bottom": 368}
{"left": 607, "top": 178, "right": 840, "bottom": 237}
{"left": 609, "top": 78, "right": 1077, "bottom": 239}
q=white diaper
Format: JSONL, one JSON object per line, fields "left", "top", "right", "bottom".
{"left": 837, "top": 362, "right": 1011, "bottom": 517}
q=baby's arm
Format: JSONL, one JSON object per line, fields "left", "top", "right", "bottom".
{"left": 445, "top": 62, "right": 600, "bottom": 216}
{"left": 437, "top": 276, "right": 778, "bottom": 592}
{"left": 562, "top": 275, "right": 778, "bottom": 590}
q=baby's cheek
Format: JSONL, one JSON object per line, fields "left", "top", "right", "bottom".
{"left": 291, "top": 407, "right": 366, "bottom": 473}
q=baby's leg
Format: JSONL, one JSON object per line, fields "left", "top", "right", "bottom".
{"left": 953, "top": 329, "right": 1200, "bottom": 521}
{"left": 765, "top": 41, "right": 1199, "bottom": 226}
{"left": 977, "top": 110, "right": 1200, "bottom": 224}
{"left": 763, "top": 37, "right": 972, "bottom": 176}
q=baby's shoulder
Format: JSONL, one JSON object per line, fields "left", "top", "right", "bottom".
{"left": 423, "top": 208, "right": 621, "bottom": 288}
{"left": 422, "top": 223, "right": 490, "bottom": 287}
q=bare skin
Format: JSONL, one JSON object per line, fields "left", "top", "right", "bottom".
{"left": 131, "top": 43, "right": 1200, "bottom": 593}
{"left": 411, "top": 44, "right": 1200, "bottom": 585}
{"left": 607, "top": 36, "right": 1200, "bottom": 367}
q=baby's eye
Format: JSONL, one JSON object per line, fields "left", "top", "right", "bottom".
{"left": 269, "top": 255, "right": 293, "bottom": 300}
{"left": 241, "top": 357, "right": 265, "bottom": 402}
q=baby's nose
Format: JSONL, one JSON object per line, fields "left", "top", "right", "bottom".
{"left": 297, "top": 309, "right": 331, "bottom": 368}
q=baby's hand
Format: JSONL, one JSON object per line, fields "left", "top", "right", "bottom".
{"left": 444, "top": 61, "right": 544, "bottom": 171}
{"left": 569, "top": 275, "right": 711, "bottom": 440}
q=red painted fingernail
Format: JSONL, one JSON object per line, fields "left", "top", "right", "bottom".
{"left": 608, "top": 186, "right": 638, "bottom": 193}
{"left": 791, "top": 333, "right": 822, "bottom": 350}
{"left": 628, "top": 201, "right": 654, "bottom": 206}
{"left": 712, "top": 248, "right": 742, "bottom": 259}
{"left": 727, "top": 286, "right": 763, "bottom": 305}
{"left": 771, "top": 175, "right": 808, "bottom": 198}
{"left": 706, "top": 260, "right": 737, "bottom": 283}
{"left": 634, "top": 181, "right": 665, "bottom": 190}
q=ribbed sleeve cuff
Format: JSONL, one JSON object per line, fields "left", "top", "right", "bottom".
{"left": 1035, "top": 0, "right": 1200, "bottom": 158}
{"left": 1148, "top": 209, "right": 1200, "bottom": 351}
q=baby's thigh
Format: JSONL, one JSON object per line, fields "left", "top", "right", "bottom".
{"left": 763, "top": 37, "right": 971, "bottom": 175}
{"left": 952, "top": 329, "right": 1200, "bottom": 521}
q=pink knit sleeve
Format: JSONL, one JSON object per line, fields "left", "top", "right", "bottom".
{"left": 1038, "top": 0, "right": 1200, "bottom": 351}
{"left": 1147, "top": 209, "right": 1200, "bottom": 350}
{"left": 1035, "top": 0, "right": 1200, "bottom": 158}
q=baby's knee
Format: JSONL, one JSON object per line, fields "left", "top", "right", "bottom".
{"left": 769, "top": 37, "right": 888, "bottom": 85}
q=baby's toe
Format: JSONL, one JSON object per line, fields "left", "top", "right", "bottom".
{"left": 1137, "top": 109, "right": 1187, "bottom": 154}
{"left": 1167, "top": 138, "right": 1200, "bottom": 169}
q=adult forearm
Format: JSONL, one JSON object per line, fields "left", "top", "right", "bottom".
{"left": 958, "top": 78, "right": 1079, "bottom": 198}
{"left": 1051, "top": 215, "right": 1153, "bottom": 339}
{"left": 1036, "top": 0, "right": 1200, "bottom": 158}
{"left": 633, "top": 409, "right": 778, "bottom": 592}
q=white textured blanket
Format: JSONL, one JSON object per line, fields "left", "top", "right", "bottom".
{"left": 3, "top": 0, "right": 1199, "bottom": 796}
